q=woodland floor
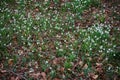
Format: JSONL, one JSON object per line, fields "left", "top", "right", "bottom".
{"left": 0, "top": 0, "right": 120, "bottom": 80}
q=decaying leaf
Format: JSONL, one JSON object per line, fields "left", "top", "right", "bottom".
{"left": 8, "top": 59, "right": 14, "bottom": 66}
{"left": 92, "top": 75, "right": 98, "bottom": 80}
{"left": 0, "top": 70, "right": 7, "bottom": 73}
{"left": 89, "top": 73, "right": 98, "bottom": 80}
{"left": 83, "top": 64, "right": 88, "bottom": 69}
{"left": 96, "top": 63, "right": 103, "bottom": 73}
{"left": 53, "top": 57, "right": 65, "bottom": 65}
{"left": 41, "top": 72, "right": 47, "bottom": 80}
{"left": 10, "top": 76, "right": 15, "bottom": 80}
{"left": 60, "top": 67, "right": 64, "bottom": 72}
{"left": 0, "top": 63, "right": 3, "bottom": 68}
{"left": 96, "top": 63, "right": 102, "bottom": 67}
{"left": 29, "top": 72, "right": 41, "bottom": 79}
{"left": 53, "top": 78, "right": 61, "bottom": 80}
{"left": 34, "top": 61, "right": 39, "bottom": 68}
{"left": 79, "top": 61, "right": 83, "bottom": 66}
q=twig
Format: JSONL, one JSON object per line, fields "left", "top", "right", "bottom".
{"left": 0, "top": 69, "right": 27, "bottom": 80}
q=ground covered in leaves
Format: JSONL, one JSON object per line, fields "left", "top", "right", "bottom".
{"left": 0, "top": 0, "right": 120, "bottom": 80}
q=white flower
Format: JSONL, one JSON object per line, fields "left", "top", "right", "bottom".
{"left": 29, "top": 68, "right": 34, "bottom": 73}
{"left": 45, "top": 61, "right": 48, "bottom": 64}
{"left": 59, "top": 49, "right": 63, "bottom": 51}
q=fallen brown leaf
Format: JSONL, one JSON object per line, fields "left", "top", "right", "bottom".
{"left": 53, "top": 78, "right": 61, "bottom": 80}
{"left": 92, "top": 75, "right": 98, "bottom": 80}
{"left": 8, "top": 59, "right": 14, "bottom": 66}
{"left": 0, "top": 70, "right": 6, "bottom": 73}
{"left": 29, "top": 72, "right": 41, "bottom": 79}
{"left": 10, "top": 76, "right": 15, "bottom": 80}
{"left": 83, "top": 64, "right": 88, "bottom": 69}
{"left": 41, "top": 72, "right": 47, "bottom": 80}
{"left": 53, "top": 57, "right": 65, "bottom": 65}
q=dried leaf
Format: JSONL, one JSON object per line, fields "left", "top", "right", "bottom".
{"left": 8, "top": 59, "right": 14, "bottom": 66}
{"left": 0, "top": 63, "right": 3, "bottom": 68}
{"left": 53, "top": 78, "right": 60, "bottom": 80}
{"left": 35, "top": 8, "right": 39, "bottom": 12}
{"left": 53, "top": 57, "right": 64, "bottom": 65}
{"left": 92, "top": 75, "right": 98, "bottom": 80}
{"left": 34, "top": 61, "right": 39, "bottom": 68}
{"left": 0, "top": 70, "right": 6, "bottom": 73}
{"left": 60, "top": 67, "right": 64, "bottom": 72}
{"left": 15, "top": 77, "right": 20, "bottom": 80}
{"left": 29, "top": 72, "right": 41, "bottom": 79}
{"left": 41, "top": 72, "right": 46, "bottom": 80}
{"left": 79, "top": 61, "right": 83, "bottom": 66}
{"left": 96, "top": 63, "right": 102, "bottom": 67}
{"left": 83, "top": 64, "right": 88, "bottom": 69}
{"left": 79, "top": 72, "right": 84, "bottom": 77}
{"left": 10, "top": 77, "right": 15, "bottom": 80}
{"left": 96, "top": 67, "right": 103, "bottom": 73}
